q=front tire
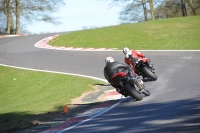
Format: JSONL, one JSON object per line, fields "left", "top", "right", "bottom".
{"left": 142, "top": 88, "right": 150, "bottom": 96}
{"left": 123, "top": 82, "right": 143, "bottom": 101}
{"left": 142, "top": 67, "right": 158, "bottom": 81}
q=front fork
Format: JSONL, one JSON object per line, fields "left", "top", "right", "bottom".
{"left": 126, "top": 76, "right": 144, "bottom": 92}
{"left": 146, "top": 60, "right": 155, "bottom": 73}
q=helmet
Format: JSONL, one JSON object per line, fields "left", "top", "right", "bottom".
{"left": 123, "top": 47, "right": 130, "bottom": 55}
{"left": 105, "top": 57, "right": 114, "bottom": 64}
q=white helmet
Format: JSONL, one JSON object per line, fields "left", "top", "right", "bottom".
{"left": 105, "top": 57, "right": 114, "bottom": 64}
{"left": 123, "top": 47, "right": 130, "bottom": 55}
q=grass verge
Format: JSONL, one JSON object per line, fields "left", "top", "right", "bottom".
{"left": 0, "top": 65, "right": 104, "bottom": 132}
{"left": 49, "top": 16, "right": 200, "bottom": 50}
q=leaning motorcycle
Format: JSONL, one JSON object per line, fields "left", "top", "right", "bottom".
{"left": 125, "top": 51, "right": 158, "bottom": 81}
{"left": 134, "top": 57, "right": 158, "bottom": 81}
{"left": 111, "top": 68, "right": 150, "bottom": 101}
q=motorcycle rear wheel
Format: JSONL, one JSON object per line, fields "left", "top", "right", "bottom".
{"left": 142, "top": 67, "right": 158, "bottom": 81}
{"left": 123, "top": 82, "right": 143, "bottom": 101}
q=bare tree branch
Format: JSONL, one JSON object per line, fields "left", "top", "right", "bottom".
{"left": 0, "top": 0, "right": 65, "bottom": 34}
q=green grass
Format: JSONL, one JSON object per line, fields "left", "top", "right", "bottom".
{"left": 0, "top": 66, "right": 104, "bottom": 132}
{"left": 49, "top": 16, "right": 200, "bottom": 50}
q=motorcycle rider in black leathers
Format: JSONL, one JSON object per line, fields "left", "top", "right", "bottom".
{"left": 104, "top": 57, "right": 136, "bottom": 97}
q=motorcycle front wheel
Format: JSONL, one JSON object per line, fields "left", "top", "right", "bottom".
{"left": 123, "top": 82, "right": 143, "bottom": 101}
{"left": 142, "top": 67, "right": 158, "bottom": 81}
{"left": 142, "top": 88, "right": 150, "bottom": 96}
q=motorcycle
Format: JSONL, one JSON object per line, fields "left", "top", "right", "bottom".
{"left": 125, "top": 51, "right": 158, "bottom": 81}
{"left": 134, "top": 57, "right": 158, "bottom": 81}
{"left": 111, "top": 68, "right": 150, "bottom": 101}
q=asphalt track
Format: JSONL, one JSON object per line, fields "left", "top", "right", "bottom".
{"left": 1, "top": 34, "right": 200, "bottom": 133}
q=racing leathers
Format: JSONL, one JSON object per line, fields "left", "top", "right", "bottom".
{"left": 124, "top": 50, "right": 145, "bottom": 70}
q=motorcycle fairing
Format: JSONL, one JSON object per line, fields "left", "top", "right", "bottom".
{"left": 111, "top": 72, "right": 126, "bottom": 86}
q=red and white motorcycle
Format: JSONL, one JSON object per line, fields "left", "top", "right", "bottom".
{"left": 125, "top": 50, "right": 158, "bottom": 81}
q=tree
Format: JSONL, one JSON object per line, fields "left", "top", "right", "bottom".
{"left": 0, "top": 0, "right": 65, "bottom": 34}
{"left": 154, "top": 0, "right": 200, "bottom": 19}
{"left": 155, "top": 0, "right": 183, "bottom": 18}
{"left": 142, "top": 0, "right": 148, "bottom": 21}
{"left": 119, "top": 1, "right": 147, "bottom": 22}
{"left": 149, "top": 0, "right": 155, "bottom": 20}
{"left": 109, "top": 0, "right": 200, "bottom": 23}
{"left": 186, "top": 0, "right": 200, "bottom": 15}
{"left": 0, "top": 1, "right": 6, "bottom": 34}
{"left": 110, "top": 0, "right": 157, "bottom": 23}
{"left": 181, "top": 0, "right": 187, "bottom": 16}
{"left": 15, "top": 0, "right": 20, "bottom": 34}
{"left": 3, "top": 0, "right": 12, "bottom": 34}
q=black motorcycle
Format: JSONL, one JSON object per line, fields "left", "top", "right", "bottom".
{"left": 111, "top": 68, "right": 150, "bottom": 101}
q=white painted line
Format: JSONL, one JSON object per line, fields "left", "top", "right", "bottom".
{"left": 105, "top": 95, "right": 123, "bottom": 100}
{"left": 57, "top": 98, "right": 126, "bottom": 133}
{"left": 0, "top": 63, "right": 108, "bottom": 83}
{"left": 0, "top": 34, "right": 25, "bottom": 38}
{"left": 83, "top": 48, "right": 95, "bottom": 50}
{"left": 72, "top": 48, "right": 84, "bottom": 50}
{"left": 77, "top": 107, "right": 108, "bottom": 117}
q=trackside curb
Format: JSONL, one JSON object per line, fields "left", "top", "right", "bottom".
{"left": 34, "top": 35, "right": 117, "bottom": 51}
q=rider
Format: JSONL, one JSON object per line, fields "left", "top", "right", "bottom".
{"left": 103, "top": 57, "right": 135, "bottom": 97}
{"left": 123, "top": 47, "right": 145, "bottom": 70}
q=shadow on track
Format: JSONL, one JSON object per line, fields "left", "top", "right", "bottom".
{"left": 68, "top": 96, "right": 200, "bottom": 133}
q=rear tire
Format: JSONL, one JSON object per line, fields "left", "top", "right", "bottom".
{"left": 123, "top": 82, "right": 143, "bottom": 101}
{"left": 142, "top": 67, "right": 158, "bottom": 81}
